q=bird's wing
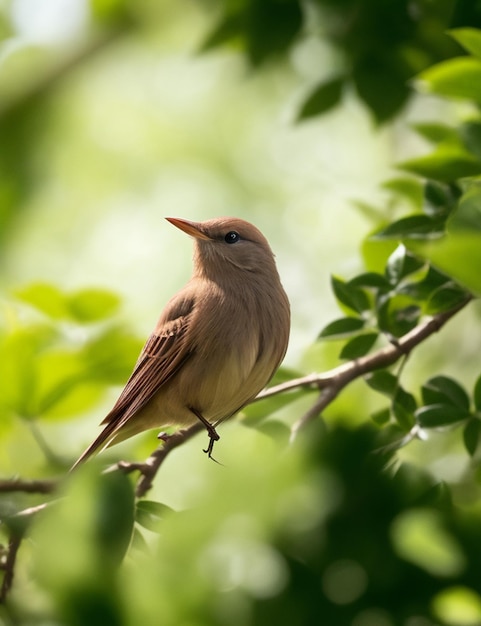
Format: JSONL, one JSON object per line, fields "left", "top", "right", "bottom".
{"left": 102, "top": 295, "right": 195, "bottom": 428}
{"left": 71, "top": 293, "right": 195, "bottom": 469}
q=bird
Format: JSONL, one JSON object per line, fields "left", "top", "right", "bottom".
{"left": 71, "top": 217, "right": 290, "bottom": 470}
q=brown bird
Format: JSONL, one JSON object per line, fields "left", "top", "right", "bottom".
{"left": 71, "top": 217, "right": 290, "bottom": 469}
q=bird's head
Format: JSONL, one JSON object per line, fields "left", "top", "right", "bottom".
{"left": 166, "top": 217, "right": 278, "bottom": 277}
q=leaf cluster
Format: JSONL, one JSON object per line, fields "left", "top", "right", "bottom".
{"left": 204, "top": 0, "right": 481, "bottom": 122}
{"left": 0, "top": 284, "right": 141, "bottom": 458}
{"left": 314, "top": 29, "right": 481, "bottom": 461}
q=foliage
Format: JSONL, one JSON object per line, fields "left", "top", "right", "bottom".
{"left": 2, "top": 3, "right": 481, "bottom": 626}
{"left": 204, "top": 0, "right": 481, "bottom": 123}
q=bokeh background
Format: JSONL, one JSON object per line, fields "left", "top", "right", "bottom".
{"left": 2, "top": 1, "right": 481, "bottom": 625}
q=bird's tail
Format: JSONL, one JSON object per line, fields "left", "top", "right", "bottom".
{"left": 69, "top": 421, "right": 119, "bottom": 472}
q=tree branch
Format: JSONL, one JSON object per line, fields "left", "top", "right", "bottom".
{"left": 0, "top": 478, "right": 57, "bottom": 494}
{"left": 115, "top": 423, "right": 205, "bottom": 498}
{"left": 0, "top": 533, "right": 22, "bottom": 604}
{"left": 257, "top": 298, "right": 472, "bottom": 438}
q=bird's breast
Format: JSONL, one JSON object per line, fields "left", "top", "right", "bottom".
{"left": 174, "top": 286, "right": 268, "bottom": 418}
{"left": 148, "top": 276, "right": 289, "bottom": 428}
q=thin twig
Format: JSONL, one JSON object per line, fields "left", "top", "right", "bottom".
{"left": 286, "top": 299, "right": 472, "bottom": 438}
{"left": 259, "top": 299, "right": 471, "bottom": 404}
{"left": 0, "top": 478, "right": 58, "bottom": 494}
{"left": 115, "top": 423, "right": 204, "bottom": 498}
{"left": 0, "top": 533, "right": 22, "bottom": 603}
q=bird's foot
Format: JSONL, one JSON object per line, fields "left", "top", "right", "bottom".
{"left": 189, "top": 407, "right": 222, "bottom": 463}
{"left": 203, "top": 429, "right": 220, "bottom": 460}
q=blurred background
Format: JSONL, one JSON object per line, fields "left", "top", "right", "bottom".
{"left": 0, "top": 0, "right": 403, "bottom": 463}
{"left": 1, "top": 0, "right": 476, "bottom": 469}
{"left": 1, "top": 0, "right": 402, "bottom": 349}
{"left": 3, "top": 2, "right": 481, "bottom": 624}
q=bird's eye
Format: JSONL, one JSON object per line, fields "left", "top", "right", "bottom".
{"left": 224, "top": 231, "right": 240, "bottom": 244}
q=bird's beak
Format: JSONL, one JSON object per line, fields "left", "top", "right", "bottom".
{"left": 166, "top": 217, "right": 211, "bottom": 241}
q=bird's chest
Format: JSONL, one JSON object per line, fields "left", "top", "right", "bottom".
{"left": 180, "top": 292, "right": 264, "bottom": 409}
{"left": 196, "top": 288, "right": 262, "bottom": 352}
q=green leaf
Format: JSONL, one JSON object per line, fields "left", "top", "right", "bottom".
{"left": 81, "top": 326, "right": 143, "bottom": 385}
{"left": 319, "top": 317, "right": 365, "bottom": 339}
{"left": 0, "top": 323, "right": 56, "bottom": 418}
{"left": 412, "top": 123, "right": 460, "bottom": 145}
{"left": 418, "top": 57, "right": 481, "bottom": 103}
{"left": 135, "top": 501, "right": 174, "bottom": 532}
{"left": 297, "top": 76, "right": 344, "bottom": 121}
{"left": 385, "top": 245, "right": 425, "bottom": 285}
{"left": 33, "top": 468, "right": 135, "bottom": 603}
{"left": 382, "top": 177, "right": 423, "bottom": 209}
{"left": 32, "top": 350, "right": 88, "bottom": 418}
{"left": 451, "top": 182, "right": 481, "bottom": 231}
{"left": 421, "top": 376, "right": 470, "bottom": 410}
{"left": 39, "top": 383, "right": 103, "bottom": 421}
{"left": 407, "top": 232, "right": 481, "bottom": 295}
{"left": 392, "top": 398, "right": 416, "bottom": 431}
{"left": 371, "top": 407, "right": 391, "bottom": 425}
{"left": 377, "top": 294, "right": 420, "bottom": 338}
{"left": 425, "top": 283, "right": 470, "bottom": 315}
{"left": 373, "top": 215, "right": 445, "bottom": 240}
{"left": 416, "top": 403, "right": 471, "bottom": 427}
{"left": 67, "top": 289, "right": 121, "bottom": 323}
{"left": 399, "top": 147, "right": 481, "bottom": 183}
{"left": 449, "top": 28, "right": 481, "bottom": 59}
{"left": 245, "top": 0, "right": 303, "bottom": 66}
{"left": 339, "top": 333, "right": 378, "bottom": 359}
{"left": 131, "top": 527, "right": 149, "bottom": 552}
{"left": 331, "top": 276, "right": 370, "bottom": 314}
{"left": 15, "top": 283, "right": 68, "bottom": 319}
{"left": 14, "top": 284, "right": 121, "bottom": 323}
{"left": 365, "top": 370, "right": 398, "bottom": 396}
{"left": 348, "top": 272, "right": 391, "bottom": 290}
{"left": 399, "top": 265, "right": 450, "bottom": 301}
{"left": 362, "top": 238, "right": 398, "bottom": 274}
{"left": 394, "top": 387, "right": 417, "bottom": 414}
{"left": 424, "top": 181, "right": 460, "bottom": 219}
{"left": 474, "top": 373, "right": 481, "bottom": 412}
{"left": 459, "top": 121, "right": 481, "bottom": 162}
{"left": 95, "top": 471, "right": 135, "bottom": 566}
{"left": 463, "top": 418, "right": 481, "bottom": 456}
{"left": 200, "top": 13, "right": 242, "bottom": 51}
{"left": 353, "top": 52, "right": 409, "bottom": 123}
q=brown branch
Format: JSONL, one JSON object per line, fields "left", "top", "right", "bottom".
{"left": 114, "top": 423, "right": 205, "bottom": 498}
{"left": 0, "top": 478, "right": 58, "bottom": 494}
{"left": 0, "top": 533, "right": 22, "bottom": 604}
{"left": 260, "top": 298, "right": 472, "bottom": 439}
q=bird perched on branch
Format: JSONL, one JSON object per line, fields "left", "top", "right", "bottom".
{"left": 71, "top": 216, "right": 290, "bottom": 470}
